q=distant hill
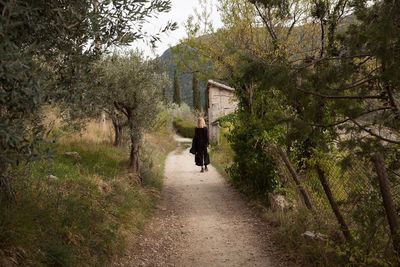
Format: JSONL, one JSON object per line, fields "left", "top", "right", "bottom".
{"left": 158, "top": 46, "right": 208, "bottom": 109}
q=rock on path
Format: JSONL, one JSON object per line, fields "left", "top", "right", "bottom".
{"left": 113, "top": 140, "right": 298, "bottom": 267}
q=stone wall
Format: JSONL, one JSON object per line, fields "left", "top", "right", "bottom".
{"left": 206, "top": 80, "right": 238, "bottom": 143}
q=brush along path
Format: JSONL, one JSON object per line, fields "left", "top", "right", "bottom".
{"left": 114, "top": 137, "right": 298, "bottom": 267}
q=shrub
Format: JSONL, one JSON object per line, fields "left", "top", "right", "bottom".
{"left": 173, "top": 118, "right": 195, "bottom": 138}
{"left": 209, "top": 127, "right": 234, "bottom": 179}
{"left": 169, "top": 103, "right": 193, "bottom": 122}
{"left": 226, "top": 116, "right": 280, "bottom": 203}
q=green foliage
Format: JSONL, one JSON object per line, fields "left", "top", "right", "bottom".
{"left": 173, "top": 69, "right": 182, "bottom": 105}
{"left": 192, "top": 72, "right": 201, "bottom": 111}
{"left": 226, "top": 116, "right": 280, "bottom": 201}
{"left": 167, "top": 4, "right": 218, "bottom": 108}
{"left": 173, "top": 119, "right": 196, "bottom": 138}
{"left": 140, "top": 131, "right": 177, "bottom": 189}
{"left": 181, "top": 0, "right": 400, "bottom": 264}
{"left": 159, "top": 45, "right": 209, "bottom": 108}
{"left": 209, "top": 127, "right": 234, "bottom": 179}
{"left": 92, "top": 52, "right": 167, "bottom": 129}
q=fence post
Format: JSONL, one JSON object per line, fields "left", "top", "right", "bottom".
{"left": 372, "top": 153, "right": 400, "bottom": 259}
{"left": 316, "top": 165, "right": 353, "bottom": 242}
{"left": 276, "top": 147, "right": 314, "bottom": 211}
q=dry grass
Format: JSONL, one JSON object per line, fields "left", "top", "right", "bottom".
{"left": 62, "top": 119, "right": 115, "bottom": 145}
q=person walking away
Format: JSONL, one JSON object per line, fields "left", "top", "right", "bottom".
{"left": 192, "top": 117, "right": 210, "bottom": 172}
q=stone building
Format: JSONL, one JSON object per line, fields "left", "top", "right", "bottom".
{"left": 206, "top": 80, "right": 238, "bottom": 143}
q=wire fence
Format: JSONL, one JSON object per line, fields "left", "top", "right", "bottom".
{"left": 269, "top": 146, "right": 400, "bottom": 263}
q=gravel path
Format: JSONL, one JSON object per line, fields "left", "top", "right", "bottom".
{"left": 113, "top": 139, "right": 298, "bottom": 267}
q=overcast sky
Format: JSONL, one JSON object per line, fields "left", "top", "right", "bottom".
{"left": 130, "top": 0, "right": 223, "bottom": 58}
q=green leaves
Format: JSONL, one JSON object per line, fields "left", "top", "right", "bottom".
{"left": 173, "top": 69, "right": 182, "bottom": 105}
{"left": 92, "top": 51, "right": 167, "bottom": 133}
{"left": 311, "top": 0, "right": 329, "bottom": 19}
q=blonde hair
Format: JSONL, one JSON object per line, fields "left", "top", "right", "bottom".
{"left": 197, "top": 117, "right": 206, "bottom": 128}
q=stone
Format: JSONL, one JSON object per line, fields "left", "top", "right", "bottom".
{"left": 64, "top": 151, "right": 81, "bottom": 160}
{"left": 301, "top": 231, "right": 327, "bottom": 241}
{"left": 270, "top": 194, "right": 291, "bottom": 211}
{"left": 48, "top": 174, "right": 59, "bottom": 180}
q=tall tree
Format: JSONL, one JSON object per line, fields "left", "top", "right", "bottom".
{"left": 173, "top": 69, "right": 182, "bottom": 105}
{"left": 192, "top": 72, "right": 201, "bottom": 111}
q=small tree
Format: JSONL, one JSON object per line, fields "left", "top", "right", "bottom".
{"left": 94, "top": 52, "right": 168, "bottom": 174}
{"left": 173, "top": 69, "right": 182, "bottom": 105}
{"left": 192, "top": 72, "right": 201, "bottom": 111}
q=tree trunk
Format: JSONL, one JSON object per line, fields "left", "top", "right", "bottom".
{"left": 192, "top": 72, "right": 201, "bottom": 111}
{"left": 112, "top": 119, "right": 123, "bottom": 147}
{"left": 372, "top": 153, "right": 400, "bottom": 259}
{"left": 0, "top": 161, "right": 14, "bottom": 201}
{"left": 277, "top": 147, "right": 314, "bottom": 211}
{"left": 316, "top": 165, "right": 353, "bottom": 242}
{"left": 129, "top": 136, "right": 140, "bottom": 173}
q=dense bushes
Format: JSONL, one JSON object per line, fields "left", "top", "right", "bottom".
{"left": 173, "top": 118, "right": 195, "bottom": 138}
{"left": 226, "top": 116, "right": 279, "bottom": 202}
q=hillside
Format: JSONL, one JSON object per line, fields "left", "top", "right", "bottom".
{"left": 158, "top": 46, "right": 207, "bottom": 109}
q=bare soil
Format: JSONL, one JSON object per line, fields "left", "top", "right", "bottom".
{"left": 113, "top": 138, "right": 299, "bottom": 267}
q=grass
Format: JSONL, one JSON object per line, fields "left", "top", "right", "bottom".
{"left": 263, "top": 208, "right": 338, "bottom": 266}
{"left": 0, "top": 120, "right": 176, "bottom": 267}
{"left": 141, "top": 130, "right": 177, "bottom": 189}
{"left": 209, "top": 128, "right": 233, "bottom": 180}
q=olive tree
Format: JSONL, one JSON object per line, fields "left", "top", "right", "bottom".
{"left": 0, "top": 0, "right": 175, "bottom": 197}
{"left": 93, "top": 52, "right": 169, "bottom": 174}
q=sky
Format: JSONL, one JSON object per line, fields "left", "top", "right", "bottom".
{"left": 130, "top": 0, "right": 223, "bottom": 58}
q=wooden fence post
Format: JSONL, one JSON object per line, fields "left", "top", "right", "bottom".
{"left": 276, "top": 147, "right": 314, "bottom": 211}
{"left": 316, "top": 165, "right": 353, "bottom": 242}
{"left": 372, "top": 153, "right": 400, "bottom": 259}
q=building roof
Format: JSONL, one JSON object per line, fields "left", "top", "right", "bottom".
{"left": 207, "top": 80, "right": 235, "bottom": 92}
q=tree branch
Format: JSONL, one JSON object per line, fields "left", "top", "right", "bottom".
{"left": 294, "top": 54, "right": 373, "bottom": 69}
{"left": 286, "top": 13, "right": 298, "bottom": 39}
{"left": 319, "top": 18, "right": 325, "bottom": 59}
{"left": 311, "top": 107, "right": 391, "bottom": 128}
{"left": 327, "top": 76, "right": 376, "bottom": 92}
{"left": 253, "top": 3, "right": 277, "bottom": 41}
{"left": 297, "top": 87, "right": 385, "bottom": 100}
{"left": 350, "top": 119, "right": 400, "bottom": 144}
{"left": 113, "top": 101, "right": 129, "bottom": 117}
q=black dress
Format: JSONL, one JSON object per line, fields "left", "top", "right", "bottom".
{"left": 193, "top": 127, "right": 210, "bottom": 166}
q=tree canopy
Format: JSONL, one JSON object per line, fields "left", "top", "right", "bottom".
{"left": 92, "top": 51, "right": 168, "bottom": 173}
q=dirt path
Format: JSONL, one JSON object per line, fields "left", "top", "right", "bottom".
{"left": 114, "top": 137, "right": 298, "bottom": 267}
